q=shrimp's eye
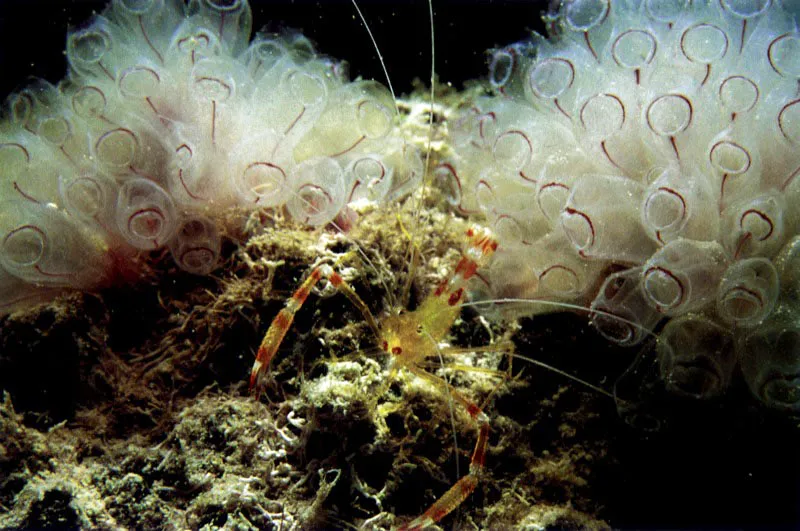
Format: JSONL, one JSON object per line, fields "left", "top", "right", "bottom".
{"left": 391, "top": 346, "right": 403, "bottom": 355}
{"left": 416, "top": 324, "right": 424, "bottom": 335}
{"left": 382, "top": 340, "right": 389, "bottom": 351}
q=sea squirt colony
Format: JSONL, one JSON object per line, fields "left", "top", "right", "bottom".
{"left": 0, "top": 0, "right": 421, "bottom": 313}
{"left": 440, "top": 0, "right": 800, "bottom": 410}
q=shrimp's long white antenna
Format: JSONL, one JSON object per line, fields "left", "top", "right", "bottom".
{"left": 459, "top": 298, "right": 661, "bottom": 343}
{"left": 508, "top": 352, "right": 617, "bottom": 400}
{"left": 350, "top": 0, "right": 400, "bottom": 116}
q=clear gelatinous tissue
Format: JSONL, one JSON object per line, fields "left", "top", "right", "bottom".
{"left": 0, "top": 0, "right": 422, "bottom": 314}
{"left": 445, "top": 0, "right": 800, "bottom": 411}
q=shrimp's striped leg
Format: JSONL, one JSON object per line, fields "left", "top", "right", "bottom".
{"left": 249, "top": 265, "right": 325, "bottom": 397}
{"left": 397, "top": 365, "right": 491, "bottom": 531}
{"left": 249, "top": 264, "right": 380, "bottom": 398}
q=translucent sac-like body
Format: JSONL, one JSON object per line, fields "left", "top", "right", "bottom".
{"left": 0, "top": 0, "right": 422, "bottom": 314}
{"left": 446, "top": 0, "right": 800, "bottom": 409}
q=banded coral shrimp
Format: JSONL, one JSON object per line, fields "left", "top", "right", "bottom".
{"left": 0, "top": 0, "right": 797, "bottom": 530}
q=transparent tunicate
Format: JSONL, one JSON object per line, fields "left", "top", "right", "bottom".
{"left": 657, "top": 314, "right": 736, "bottom": 400}
{"left": 347, "top": 155, "right": 393, "bottom": 203}
{"left": 169, "top": 216, "right": 221, "bottom": 275}
{"left": 93, "top": 127, "right": 141, "bottom": 173}
{"left": 739, "top": 306, "right": 800, "bottom": 411}
{"left": 244, "top": 37, "right": 289, "bottom": 79}
{"left": 186, "top": 0, "right": 253, "bottom": 55}
{"left": 590, "top": 267, "right": 662, "bottom": 346}
{"left": 717, "top": 75, "right": 760, "bottom": 120}
{"left": 0, "top": 201, "right": 106, "bottom": 288}
{"left": 680, "top": 23, "right": 729, "bottom": 65}
{"left": 66, "top": 17, "right": 125, "bottom": 81}
{"left": 115, "top": 178, "right": 178, "bottom": 250}
{"left": 285, "top": 157, "right": 346, "bottom": 226}
{"left": 229, "top": 130, "right": 288, "bottom": 206}
{"left": 118, "top": 64, "right": 164, "bottom": 103}
{"left": 642, "top": 239, "right": 728, "bottom": 315}
{"left": 493, "top": 129, "right": 534, "bottom": 172}
{"left": 106, "top": 0, "right": 185, "bottom": 64}
{"left": 294, "top": 80, "right": 394, "bottom": 161}
{"left": 68, "top": 85, "right": 110, "bottom": 122}
{"left": 527, "top": 57, "right": 575, "bottom": 101}
{"left": 385, "top": 142, "right": 424, "bottom": 200}
{"left": 646, "top": 94, "right": 693, "bottom": 138}
{"left": 561, "top": 174, "right": 655, "bottom": 262}
{"left": 612, "top": 29, "right": 657, "bottom": 71}
{"left": 716, "top": 257, "right": 779, "bottom": 326}
{"left": 59, "top": 174, "right": 117, "bottom": 224}
{"left": 527, "top": 232, "right": 604, "bottom": 300}
{"left": 722, "top": 192, "right": 787, "bottom": 259}
{"left": 168, "top": 22, "right": 223, "bottom": 67}
{"left": 488, "top": 42, "right": 535, "bottom": 96}
{"left": 641, "top": 167, "right": 720, "bottom": 243}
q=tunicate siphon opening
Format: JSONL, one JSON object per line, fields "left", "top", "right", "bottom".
{"left": 284, "top": 70, "right": 326, "bottom": 107}
{"left": 580, "top": 93, "right": 625, "bottom": 137}
{"left": 657, "top": 315, "right": 734, "bottom": 399}
{"left": 95, "top": 128, "right": 139, "bottom": 170}
{"left": 709, "top": 140, "right": 751, "bottom": 174}
{"left": 716, "top": 258, "right": 778, "bottom": 326}
{"left": 493, "top": 130, "right": 533, "bottom": 171}
{"left": 115, "top": 179, "right": 177, "bottom": 250}
{"left": 647, "top": 94, "right": 692, "bottom": 136}
{"left": 67, "top": 24, "right": 113, "bottom": 74}
{"left": 119, "top": 66, "right": 161, "bottom": 99}
{"left": 60, "top": 175, "right": 111, "bottom": 221}
{"left": 612, "top": 30, "right": 657, "bottom": 69}
{"left": 718, "top": 76, "right": 759, "bottom": 115}
{"left": 680, "top": 24, "right": 728, "bottom": 64}
{"left": 565, "top": 0, "right": 609, "bottom": 30}
{"left": 356, "top": 100, "right": 392, "bottom": 139}
{"left": 70, "top": 86, "right": 108, "bottom": 119}
{"left": 644, "top": 187, "right": 686, "bottom": 232}
{"left": 286, "top": 158, "right": 345, "bottom": 226}
{"left": 241, "top": 162, "right": 286, "bottom": 204}
{"left": 348, "top": 156, "right": 392, "bottom": 202}
{"left": 528, "top": 59, "right": 574, "bottom": 99}
{"left": 3, "top": 226, "right": 45, "bottom": 267}
{"left": 489, "top": 49, "right": 515, "bottom": 89}
{"left": 591, "top": 268, "right": 661, "bottom": 346}
{"left": 246, "top": 38, "right": 287, "bottom": 77}
{"left": 169, "top": 216, "right": 220, "bottom": 275}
